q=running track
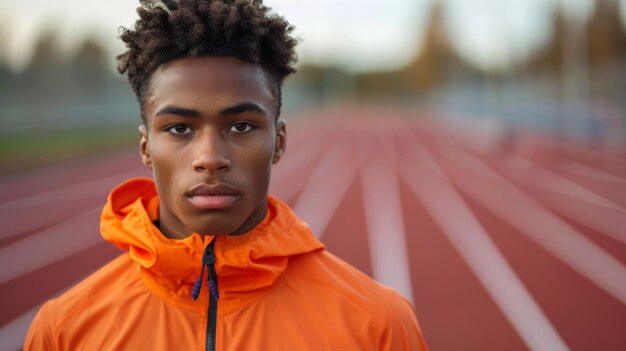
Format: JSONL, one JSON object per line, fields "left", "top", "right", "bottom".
{"left": 1, "top": 108, "right": 625, "bottom": 350}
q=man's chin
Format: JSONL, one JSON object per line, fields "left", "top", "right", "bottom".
{"left": 190, "top": 221, "right": 241, "bottom": 236}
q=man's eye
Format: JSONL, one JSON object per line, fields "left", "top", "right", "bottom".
{"left": 229, "top": 122, "right": 253, "bottom": 133}
{"left": 166, "top": 124, "right": 193, "bottom": 135}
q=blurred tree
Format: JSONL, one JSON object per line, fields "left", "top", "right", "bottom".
{"left": 402, "top": 0, "right": 482, "bottom": 95}
{"left": 526, "top": 0, "right": 626, "bottom": 100}
{"left": 25, "top": 27, "right": 66, "bottom": 75}
{"left": 586, "top": 0, "right": 626, "bottom": 100}
{"left": 405, "top": 0, "right": 451, "bottom": 91}
{"left": 586, "top": 0, "right": 626, "bottom": 67}
{"left": 13, "top": 27, "right": 69, "bottom": 126}
{"left": 70, "top": 37, "right": 109, "bottom": 75}
{"left": 355, "top": 0, "right": 456, "bottom": 101}
{"left": 2, "top": 26, "right": 133, "bottom": 132}
{"left": 528, "top": 4, "right": 567, "bottom": 79}
{"left": 0, "top": 21, "right": 13, "bottom": 83}
{"left": 0, "top": 21, "right": 15, "bottom": 112}
{"left": 0, "top": 19, "right": 6, "bottom": 65}
{"left": 68, "top": 37, "right": 110, "bottom": 102}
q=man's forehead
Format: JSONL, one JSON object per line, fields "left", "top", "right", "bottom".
{"left": 151, "top": 57, "right": 272, "bottom": 90}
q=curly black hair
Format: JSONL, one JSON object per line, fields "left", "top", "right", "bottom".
{"left": 117, "top": 0, "right": 298, "bottom": 121}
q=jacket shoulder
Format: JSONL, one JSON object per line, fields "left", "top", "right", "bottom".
{"left": 286, "top": 250, "right": 428, "bottom": 349}
{"left": 287, "top": 250, "right": 404, "bottom": 307}
{"left": 24, "top": 254, "right": 139, "bottom": 349}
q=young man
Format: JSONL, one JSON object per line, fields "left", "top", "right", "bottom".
{"left": 24, "top": 0, "right": 428, "bottom": 349}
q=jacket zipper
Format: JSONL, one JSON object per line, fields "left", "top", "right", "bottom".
{"left": 192, "top": 239, "right": 220, "bottom": 351}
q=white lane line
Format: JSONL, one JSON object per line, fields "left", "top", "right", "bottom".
{"left": 563, "top": 141, "right": 626, "bottom": 162}
{"left": 446, "top": 125, "right": 626, "bottom": 186}
{"left": 495, "top": 158, "right": 626, "bottom": 245}
{"left": 495, "top": 154, "right": 625, "bottom": 213}
{"left": 440, "top": 143, "right": 626, "bottom": 305}
{"left": 0, "top": 207, "right": 103, "bottom": 284}
{"left": 522, "top": 187, "right": 626, "bottom": 245}
{"left": 446, "top": 129, "right": 626, "bottom": 243}
{"left": 400, "top": 140, "right": 569, "bottom": 351}
{"left": 270, "top": 139, "right": 330, "bottom": 203}
{"left": 380, "top": 130, "right": 398, "bottom": 168}
{"left": 359, "top": 138, "right": 414, "bottom": 303}
{"left": 509, "top": 157, "right": 624, "bottom": 212}
{"left": 270, "top": 150, "right": 330, "bottom": 204}
{"left": 455, "top": 135, "right": 626, "bottom": 214}
{"left": 0, "top": 168, "right": 146, "bottom": 211}
{"left": 451, "top": 129, "right": 624, "bottom": 212}
{"left": 292, "top": 141, "right": 359, "bottom": 238}
{"left": 0, "top": 148, "right": 135, "bottom": 186}
{"left": 558, "top": 160, "right": 626, "bottom": 184}
{"left": 271, "top": 133, "right": 330, "bottom": 187}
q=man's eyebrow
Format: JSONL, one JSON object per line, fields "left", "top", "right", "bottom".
{"left": 154, "top": 103, "right": 266, "bottom": 118}
{"left": 155, "top": 106, "right": 201, "bottom": 118}
{"left": 220, "top": 102, "right": 266, "bottom": 116}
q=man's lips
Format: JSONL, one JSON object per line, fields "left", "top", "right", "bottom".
{"left": 186, "top": 184, "right": 239, "bottom": 210}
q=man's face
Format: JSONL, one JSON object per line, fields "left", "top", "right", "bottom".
{"left": 139, "top": 56, "right": 286, "bottom": 238}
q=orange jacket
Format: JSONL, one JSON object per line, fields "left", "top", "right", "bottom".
{"left": 25, "top": 178, "right": 428, "bottom": 350}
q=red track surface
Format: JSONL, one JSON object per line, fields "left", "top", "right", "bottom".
{"left": 1, "top": 108, "right": 625, "bottom": 350}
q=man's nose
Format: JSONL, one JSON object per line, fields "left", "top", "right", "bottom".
{"left": 191, "top": 131, "right": 231, "bottom": 174}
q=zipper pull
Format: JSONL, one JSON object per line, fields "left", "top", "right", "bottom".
{"left": 204, "top": 242, "right": 220, "bottom": 300}
{"left": 191, "top": 263, "right": 205, "bottom": 301}
{"left": 192, "top": 239, "right": 217, "bottom": 301}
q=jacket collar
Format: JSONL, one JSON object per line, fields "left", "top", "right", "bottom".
{"left": 100, "top": 177, "right": 324, "bottom": 312}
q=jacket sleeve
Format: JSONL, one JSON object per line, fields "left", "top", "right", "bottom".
{"left": 377, "top": 291, "right": 429, "bottom": 350}
{"left": 23, "top": 303, "right": 56, "bottom": 351}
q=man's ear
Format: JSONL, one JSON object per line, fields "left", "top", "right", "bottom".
{"left": 272, "top": 119, "right": 286, "bottom": 164}
{"left": 138, "top": 125, "right": 153, "bottom": 170}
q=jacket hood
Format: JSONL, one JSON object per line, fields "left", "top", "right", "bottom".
{"left": 100, "top": 177, "right": 325, "bottom": 313}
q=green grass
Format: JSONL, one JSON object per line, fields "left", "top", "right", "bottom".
{"left": 0, "top": 126, "right": 138, "bottom": 175}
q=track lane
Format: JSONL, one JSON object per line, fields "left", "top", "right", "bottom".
{"left": 421, "top": 126, "right": 626, "bottom": 349}
{"left": 397, "top": 134, "right": 566, "bottom": 351}
{"left": 398, "top": 173, "right": 529, "bottom": 351}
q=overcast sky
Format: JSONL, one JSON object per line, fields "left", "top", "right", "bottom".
{"left": 1, "top": 0, "right": 624, "bottom": 72}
